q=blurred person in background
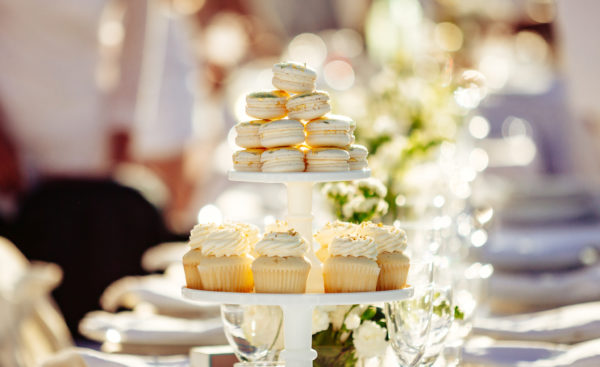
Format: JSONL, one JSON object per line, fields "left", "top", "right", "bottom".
{"left": 0, "top": 0, "right": 198, "bottom": 336}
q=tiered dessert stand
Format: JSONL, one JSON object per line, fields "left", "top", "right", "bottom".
{"left": 182, "top": 170, "right": 413, "bottom": 367}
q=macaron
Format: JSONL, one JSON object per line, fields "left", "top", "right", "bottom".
{"left": 286, "top": 91, "right": 331, "bottom": 120}
{"left": 305, "top": 147, "right": 350, "bottom": 172}
{"left": 259, "top": 119, "right": 306, "bottom": 148}
{"left": 261, "top": 147, "right": 306, "bottom": 172}
{"left": 272, "top": 62, "right": 317, "bottom": 93}
{"left": 348, "top": 144, "right": 369, "bottom": 170}
{"left": 246, "top": 90, "right": 289, "bottom": 120}
{"left": 305, "top": 116, "right": 354, "bottom": 147}
{"left": 232, "top": 148, "right": 265, "bottom": 172}
{"left": 235, "top": 120, "right": 268, "bottom": 148}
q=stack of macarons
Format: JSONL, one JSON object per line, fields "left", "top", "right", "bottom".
{"left": 232, "top": 61, "right": 368, "bottom": 173}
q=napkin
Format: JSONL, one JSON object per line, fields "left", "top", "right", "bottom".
{"left": 475, "top": 224, "right": 600, "bottom": 272}
{"left": 488, "top": 264, "right": 600, "bottom": 311}
{"left": 40, "top": 347, "right": 189, "bottom": 367}
{"left": 100, "top": 271, "right": 219, "bottom": 318}
{"left": 79, "top": 311, "right": 227, "bottom": 346}
{"left": 474, "top": 301, "right": 600, "bottom": 344}
{"left": 462, "top": 337, "right": 600, "bottom": 367}
{"left": 141, "top": 242, "right": 188, "bottom": 272}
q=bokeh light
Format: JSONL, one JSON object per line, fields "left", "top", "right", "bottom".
{"left": 203, "top": 13, "right": 248, "bottom": 67}
{"left": 197, "top": 204, "right": 223, "bottom": 224}
{"left": 469, "top": 116, "right": 490, "bottom": 139}
{"left": 331, "top": 29, "right": 364, "bottom": 58}
{"left": 323, "top": 60, "right": 355, "bottom": 91}
{"left": 98, "top": 20, "right": 124, "bottom": 47}
{"left": 434, "top": 22, "right": 464, "bottom": 52}
{"left": 515, "top": 31, "right": 549, "bottom": 64}
{"left": 525, "top": 0, "right": 556, "bottom": 23}
{"left": 287, "top": 33, "right": 327, "bottom": 68}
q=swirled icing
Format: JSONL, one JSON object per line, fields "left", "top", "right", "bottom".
{"left": 329, "top": 235, "right": 377, "bottom": 260}
{"left": 359, "top": 222, "right": 407, "bottom": 254}
{"left": 255, "top": 230, "right": 308, "bottom": 257}
{"left": 314, "top": 221, "right": 359, "bottom": 248}
{"left": 201, "top": 226, "right": 249, "bottom": 257}
{"left": 188, "top": 223, "right": 218, "bottom": 249}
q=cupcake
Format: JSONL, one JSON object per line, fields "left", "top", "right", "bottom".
{"left": 323, "top": 235, "right": 380, "bottom": 293}
{"left": 183, "top": 223, "right": 218, "bottom": 290}
{"left": 252, "top": 230, "right": 311, "bottom": 293}
{"left": 197, "top": 226, "right": 254, "bottom": 292}
{"left": 360, "top": 222, "right": 410, "bottom": 290}
{"left": 314, "top": 221, "right": 359, "bottom": 262}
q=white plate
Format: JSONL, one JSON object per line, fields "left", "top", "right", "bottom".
{"left": 228, "top": 169, "right": 370, "bottom": 183}
{"left": 79, "top": 311, "right": 226, "bottom": 346}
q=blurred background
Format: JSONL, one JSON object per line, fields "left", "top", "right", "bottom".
{"left": 1, "top": 0, "right": 600, "bottom": 366}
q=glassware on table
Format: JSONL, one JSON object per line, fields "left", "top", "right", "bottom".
{"left": 221, "top": 304, "right": 284, "bottom": 362}
{"left": 419, "top": 257, "right": 455, "bottom": 367}
{"left": 384, "top": 260, "right": 434, "bottom": 367}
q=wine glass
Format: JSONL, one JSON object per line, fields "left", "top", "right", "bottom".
{"left": 384, "top": 260, "right": 434, "bottom": 367}
{"left": 221, "top": 304, "right": 284, "bottom": 362}
{"left": 419, "top": 257, "right": 455, "bottom": 366}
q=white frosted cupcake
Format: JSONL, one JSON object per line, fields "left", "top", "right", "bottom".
{"left": 314, "top": 221, "right": 359, "bottom": 262}
{"left": 198, "top": 226, "right": 254, "bottom": 292}
{"left": 183, "top": 223, "right": 219, "bottom": 290}
{"left": 323, "top": 235, "right": 380, "bottom": 293}
{"left": 360, "top": 222, "right": 409, "bottom": 290}
{"left": 252, "top": 230, "right": 311, "bottom": 293}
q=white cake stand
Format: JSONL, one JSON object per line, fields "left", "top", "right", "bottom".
{"left": 182, "top": 287, "right": 413, "bottom": 367}
{"left": 182, "top": 169, "right": 414, "bottom": 367}
{"left": 228, "top": 169, "right": 371, "bottom": 293}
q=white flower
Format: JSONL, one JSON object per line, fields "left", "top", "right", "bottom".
{"left": 312, "top": 307, "right": 331, "bottom": 334}
{"left": 376, "top": 199, "right": 389, "bottom": 215}
{"left": 356, "top": 197, "right": 379, "bottom": 213}
{"left": 344, "top": 313, "right": 361, "bottom": 330}
{"left": 353, "top": 321, "right": 389, "bottom": 359}
{"left": 329, "top": 305, "right": 352, "bottom": 330}
{"left": 357, "top": 178, "right": 387, "bottom": 198}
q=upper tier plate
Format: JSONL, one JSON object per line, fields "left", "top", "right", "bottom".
{"left": 182, "top": 287, "right": 413, "bottom": 306}
{"left": 228, "top": 169, "right": 371, "bottom": 183}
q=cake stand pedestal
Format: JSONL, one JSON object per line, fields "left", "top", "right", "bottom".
{"left": 228, "top": 170, "right": 371, "bottom": 293}
{"left": 182, "top": 288, "right": 414, "bottom": 367}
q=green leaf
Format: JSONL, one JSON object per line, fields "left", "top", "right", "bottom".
{"left": 361, "top": 306, "right": 377, "bottom": 321}
{"left": 454, "top": 306, "right": 465, "bottom": 320}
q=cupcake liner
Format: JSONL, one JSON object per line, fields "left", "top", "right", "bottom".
{"left": 377, "top": 262, "right": 410, "bottom": 291}
{"left": 183, "top": 263, "right": 203, "bottom": 290}
{"left": 252, "top": 256, "right": 310, "bottom": 293}
{"left": 198, "top": 256, "right": 254, "bottom": 292}
{"left": 324, "top": 257, "right": 380, "bottom": 293}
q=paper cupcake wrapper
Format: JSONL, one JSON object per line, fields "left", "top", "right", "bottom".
{"left": 199, "top": 259, "right": 254, "bottom": 292}
{"left": 324, "top": 258, "right": 380, "bottom": 293}
{"left": 253, "top": 267, "right": 309, "bottom": 293}
{"left": 377, "top": 262, "right": 410, "bottom": 291}
{"left": 183, "top": 263, "right": 203, "bottom": 290}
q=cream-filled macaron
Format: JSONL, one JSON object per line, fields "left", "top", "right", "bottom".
{"left": 272, "top": 62, "right": 317, "bottom": 93}
{"left": 232, "top": 148, "right": 264, "bottom": 172}
{"left": 261, "top": 147, "right": 306, "bottom": 172}
{"left": 235, "top": 120, "right": 268, "bottom": 148}
{"left": 259, "top": 119, "right": 305, "bottom": 148}
{"left": 348, "top": 144, "right": 368, "bottom": 170}
{"left": 246, "top": 90, "right": 289, "bottom": 120}
{"left": 286, "top": 91, "right": 331, "bottom": 120}
{"left": 305, "top": 116, "right": 353, "bottom": 147}
{"left": 305, "top": 147, "right": 349, "bottom": 172}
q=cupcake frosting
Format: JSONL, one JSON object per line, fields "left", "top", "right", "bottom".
{"left": 329, "top": 235, "right": 377, "bottom": 260}
{"left": 314, "top": 220, "right": 359, "bottom": 248}
{"left": 189, "top": 222, "right": 218, "bottom": 249}
{"left": 235, "top": 222, "right": 260, "bottom": 247}
{"left": 265, "top": 220, "right": 290, "bottom": 233}
{"left": 255, "top": 230, "right": 308, "bottom": 257}
{"left": 201, "top": 227, "right": 249, "bottom": 257}
{"left": 359, "top": 222, "right": 407, "bottom": 254}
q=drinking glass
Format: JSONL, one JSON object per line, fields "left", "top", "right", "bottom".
{"left": 221, "top": 304, "right": 284, "bottom": 362}
{"left": 419, "top": 257, "right": 455, "bottom": 366}
{"left": 384, "top": 260, "right": 434, "bottom": 367}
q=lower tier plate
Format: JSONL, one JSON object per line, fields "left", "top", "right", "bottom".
{"left": 228, "top": 169, "right": 371, "bottom": 183}
{"left": 182, "top": 287, "right": 413, "bottom": 306}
